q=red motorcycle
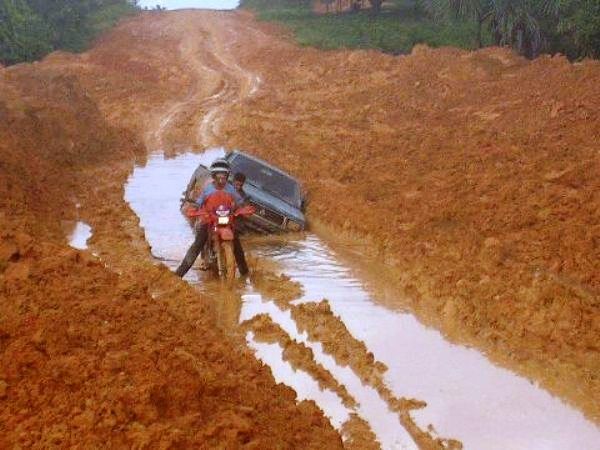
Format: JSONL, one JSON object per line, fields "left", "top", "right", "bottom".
{"left": 187, "top": 202, "right": 254, "bottom": 280}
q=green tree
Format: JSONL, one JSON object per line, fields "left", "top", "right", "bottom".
{"left": 1, "top": 0, "right": 139, "bottom": 65}
{"left": 489, "top": 0, "right": 543, "bottom": 56}
{"left": 369, "top": 0, "right": 383, "bottom": 14}
{"left": 427, "top": 0, "right": 491, "bottom": 47}
{"left": 26, "top": 0, "right": 100, "bottom": 51}
{"left": 426, "top": 0, "right": 551, "bottom": 56}
{"left": 553, "top": 0, "right": 600, "bottom": 58}
{"left": 0, "top": 0, "right": 52, "bottom": 65}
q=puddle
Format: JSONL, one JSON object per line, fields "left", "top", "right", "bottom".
{"left": 125, "top": 151, "right": 600, "bottom": 450}
{"left": 124, "top": 148, "right": 225, "bottom": 278}
{"left": 255, "top": 236, "right": 600, "bottom": 449}
{"left": 241, "top": 294, "right": 416, "bottom": 449}
{"left": 247, "top": 334, "right": 351, "bottom": 429}
{"left": 66, "top": 221, "right": 92, "bottom": 250}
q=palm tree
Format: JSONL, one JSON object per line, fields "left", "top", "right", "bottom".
{"left": 427, "top": 0, "right": 555, "bottom": 56}
{"left": 489, "top": 0, "right": 544, "bottom": 57}
{"left": 369, "top": 0, "right": 384, "bottom": 14}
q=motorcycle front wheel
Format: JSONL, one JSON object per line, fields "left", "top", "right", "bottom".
{"left": 221, "top": 240, "right": 236, "bottom": 281}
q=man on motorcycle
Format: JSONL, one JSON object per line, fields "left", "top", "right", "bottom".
{"left": 175, "top": 159, "right": 249, "bottom": 278}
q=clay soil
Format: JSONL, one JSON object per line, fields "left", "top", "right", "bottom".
{"left": 0, "top": 10, "right": 344, "bottom": 448}
{"left": 217, "top": 13, "right": 600, "bottom": 423}
{"left": 0, "top": 7, "right": 599, "bottom": 448}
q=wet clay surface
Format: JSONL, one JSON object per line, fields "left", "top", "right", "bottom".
{"left": 0, "top": 230, "right": 340, "bottom": 448}
{"left": 216, "top": 12, "right": 600, "bottom": 424}
{"left": 0, "top": 11, "right": 343, "bottom": 449}
{"left": 126, "top": 151, "right": 599, "bottom": 449}
{"left": 0, "top": 7, "right": 599, "bottom": 449}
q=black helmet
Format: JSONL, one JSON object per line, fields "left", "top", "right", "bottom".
{"left": 210, "top": 158, "right": 230, "bottom": 175}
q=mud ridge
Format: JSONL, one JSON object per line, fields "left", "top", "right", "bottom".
{"left": 249, "top": 270, "right": 304, "bottom": 309}
{"left": 341, "top": 413, "right": 381, "bottom": 450}
{"left": 291, "top": 300, "right": 462, "bottom": 449}
{"left": 242, "top": 313, "right": 358, "bottom": 408}
{"left": 219, "top": 16, "right": 600, "bottom": 420}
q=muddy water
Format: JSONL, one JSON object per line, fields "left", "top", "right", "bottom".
{"left": 125, "top": 151, "right": 600, "bottom": 450}
{"left": 66, "top": 221, "right": 92, "bottom": 250}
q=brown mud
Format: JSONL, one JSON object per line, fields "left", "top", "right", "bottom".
{"left": 342, "top": 413, "right": 382, "bottom": 450}
{"left": 291, "top": 301, "right": 388, "bottom": 389}
{"left": 0, "top": 6, "right": 598, "bottom": 448}
{"left": 0, "top": 11, "right": 342, "bottom": 448}
{"left": 217, "top": 13, "right": 600, "bottom": 422}
{"left": 290, "top": 301, "right": 461, "bottom": 449}
{"left": 0, "top": 227, "right": 340, "bottom": 448}
{"left": 242, "top": 313, "right": 358, "bottom": 408}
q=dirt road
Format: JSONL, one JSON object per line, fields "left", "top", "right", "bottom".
{"left": 0, "top": 8, "right": 599, "bottom": 449}
{"left": 0, "top": 11, "right": 344, "bottom": 449}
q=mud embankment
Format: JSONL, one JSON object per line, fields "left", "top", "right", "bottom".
{"left": 1, "top": 7, "right": 598, "bottom": 446}
{"left": 218, "top": 28, "right": 600, "bottom": 420}
{"left": 0, "top": 230, "right": 339, "bottom": 448}
{"left": 0, "top": 12, "right": 343, "bottom": 448}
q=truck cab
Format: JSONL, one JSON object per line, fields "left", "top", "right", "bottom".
{"left": 182, "top": 150, "right": 307, "bottom": 233}
{"left": 225, "top": 151, "right": 306, "bottom": 233}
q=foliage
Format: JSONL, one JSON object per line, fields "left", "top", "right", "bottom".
{"left": 426, "top": 0, "right": 547, "bottom": 56}
{"left": 242, "top": 0, "right": 483, "bottom": 53}
{"left": 552, "top": 0, "right": 600, "bottom": 58}
{"left": 426, "top": 0, "right": 600, "bottom": 57}
{"left": 244, "top": 0, "right": 599, "bottom": 59}
{"left": 0, "top": 0, "right": 139, "bottom": 65}
{"left": 0, "top": 0, "right": 52, "bottom": 64}
{"left": 87, "top": 1, "right": 142, "bottom": 40}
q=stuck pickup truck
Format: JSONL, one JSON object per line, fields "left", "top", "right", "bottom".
{"left": 182, "top": 150, "right": 307, "bottom": 233}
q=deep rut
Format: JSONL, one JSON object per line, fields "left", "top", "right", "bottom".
{"left": 148, "top": 12, "right": 261, "bottom": 152}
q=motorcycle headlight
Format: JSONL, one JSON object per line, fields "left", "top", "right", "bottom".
{"left": 218, "top": 216, "right": 230, "bottom": 225}
{"left": 286, "top": 220, "right": 301, "bottom": 231}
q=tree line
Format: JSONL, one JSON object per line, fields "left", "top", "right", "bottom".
{"left": 293, "top": 0, "right": 600, "bottom": 59}
{"left": 424, "top": 0, "right": 600, "bottom": 58}
{"left": 0, "top": 0, "right": 141, "bottom": 66}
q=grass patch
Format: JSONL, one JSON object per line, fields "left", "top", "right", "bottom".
{"left": 241, "top": 0, "right": 486, "bottom": 54}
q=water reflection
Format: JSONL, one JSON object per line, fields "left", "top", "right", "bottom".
{"left": 259, "top": 235, "right": 600, "bottom": 450}
{"left": 67, "top": 221, "right": 92, "bottom": 250}
{"left": 247, "top": 335, "right": 351, "bottom": 429}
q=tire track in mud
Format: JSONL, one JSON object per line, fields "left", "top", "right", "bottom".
{"left": 197, "top": 19, "right": 262, "bottom": 147}
{"left": 129, "top": 142, "right": 599, "bottom": 449}
{"left": 142, "top": 16, "right": 437, "bottom": 446}
{"left": 147, "top": 26, "right": 216, "bottom": 150}
{"left": 149, "top": 13, "right": 262, "bottom": 152}
{"left": 98, "top": 10, "right": 600, "bottom": 450}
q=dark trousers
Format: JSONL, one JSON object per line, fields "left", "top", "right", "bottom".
{"left": 175, "top": 225, "right": 248, "bottom": 277}
{"left": 233, "top": 235, "right": 248, "bottom": 276}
